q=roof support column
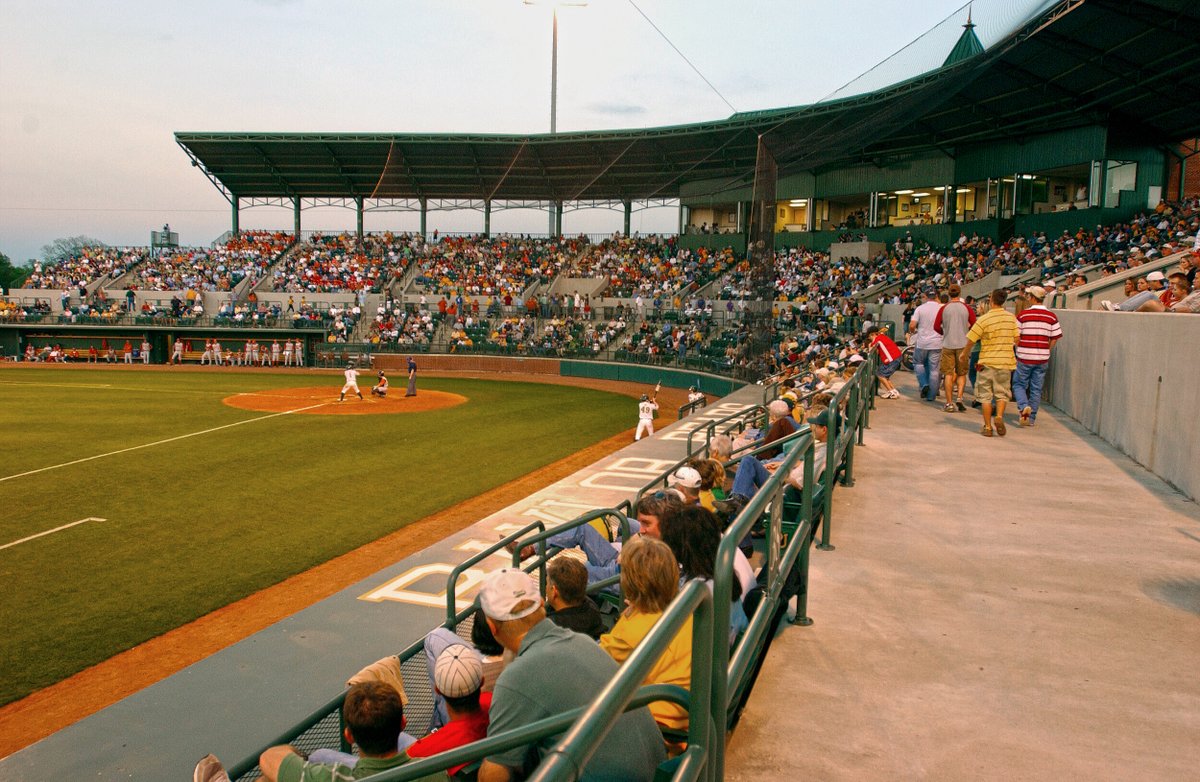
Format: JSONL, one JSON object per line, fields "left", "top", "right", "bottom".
{"left": 623, "top": 200, "right": 632, "bottom": 237}
{"left": 678, "top": 203, "right": 687, "bottom": 235}
{"left": 943, "top": 185, "right": 954, "bottom": 224}
{"left": 484, "top": 200, "right": 492, "bottom": 238}
{"left": 554, "top": 201, "right": 563, "bottom": 237}
{"left": 868, "top": 192, "right": 879, "bottom": 228}
{"left": 420, "top": 198, "right": 428, "bottom": 237}
{"left": 293, "top": 198, "right": 302, "bottom": 239}
{"left": 231, "top": 197, "right": 240, "bottom": 237}
{"left": 355, "top": 197, "right": 364, "bottom": 241}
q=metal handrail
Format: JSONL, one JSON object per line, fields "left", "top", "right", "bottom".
{"left": 359, "top": 685, "right": 696, "bottom": 782}
{"left": 708, "top": 429, "right": 815, "bottom": 777}
{"left": 685, "top": 404, "right": 767, "bottom": 456}
{"left": 529, "top": 580, "right": 715, "bottom": 782}
{"left": 676, "top": 396, "right": 708, "bottom": 419}
{"left": 445, "top": 520, "right": 546, "bottom": 625}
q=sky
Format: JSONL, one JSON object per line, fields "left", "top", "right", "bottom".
{"left": 0, "top": 0, "right": 1047, "bottom": 264}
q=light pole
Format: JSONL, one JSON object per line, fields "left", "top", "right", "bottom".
{"left": 525, "top": 1, "right": 585, "bottom": 234}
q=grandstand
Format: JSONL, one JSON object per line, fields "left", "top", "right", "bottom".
{"left": 1, "top": 1, "right": 1199, "bottom": 781}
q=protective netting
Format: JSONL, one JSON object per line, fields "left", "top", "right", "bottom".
{"left": 819, "top": 0, "right": 1061, "bottom": 102}
{"left": 735, "top": 136, "right": 778, "bottom": 379}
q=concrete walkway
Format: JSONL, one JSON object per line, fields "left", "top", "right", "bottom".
{"left": 726, "top": 375, "right": 1200, "bottom": 780}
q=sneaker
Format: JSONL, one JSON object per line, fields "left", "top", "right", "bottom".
{"left": 994, "top": 416, "right": 1007, "bottom": 436}
{"left": 920, "top": 385, "right": 930, "bottom": 400}
{"left": 943, "top": 403, "right": 957, "bottom": 413}
{"left": 1100, "top": 300, "right": 1115, "bottom": 311}
{"left": 980, "top": 425, "right": 993, "bottom": 437}
{"left": 955, "top": 399, "right": 966, "bottom": 412}
{"left": 194, "top": 754, "right": 231, "bottom": 782}
{"left": 891, "top": 389, "right": 901, "bottom": 399}
{"left": 503, "top": 538, "right": 536, "bottom": 561}
{"left": 1019, "top": 406, "right": 1032, "bottom": 426}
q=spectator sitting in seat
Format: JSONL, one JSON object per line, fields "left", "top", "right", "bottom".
{"left": 401, "top": 645, "right": 491, "bottom": 778}
{"left": 477, "top": 569, "right": 665, "bottom": 782}
{"left": 1101, "top": 272, "right": 1169, "bottom": 311}
{"left": 599, "top": 536, "right": 692, "bottom": 734}
{"left": 659, "top": 505, "right": 751, "bottom": 647}
{"left": 422, "top": 606, "right": 509, "bottom": 733}
{"left": 192, "top": 681, "right": 413, "bottom": 782}
{"left": 510, "top": 492, "right": 682, "bottom": 584}
{"left": 669, "top": 465, "right": 703, "bottom": 506}
{"left": 689, "top": 458, "right": 727, "bottom": 512}
{"left": 545, "top": 557, "right": 605, "bottom": 640}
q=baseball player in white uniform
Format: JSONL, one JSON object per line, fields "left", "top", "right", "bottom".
{"left": 282, "top": 339, "right": 294, "bottom": 366}
{"left": 294, "top": 338, "right": 304, "bottom": 366}
{"left": 635, "top": 392, "right": 658, "bottom": 441}
{"left": 171, "top": 340, "right": 183, "bottom": 365}
{"left": 141, "top": 339, "right": 151, "bottom": 364}
{"left": 687, "top": 385, "right": 706, "bottom": 409}
{"left": 338, "top": 365, "right": 363, "bottom": 402}
{"left": 271, "top": 340, "right": 281, "bottom": 366}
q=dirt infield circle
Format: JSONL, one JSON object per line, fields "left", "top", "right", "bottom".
{"left": 222, "top": 386, "right": 467, "bottom": 415}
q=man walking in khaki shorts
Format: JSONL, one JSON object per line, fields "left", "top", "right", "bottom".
{"left": 964, "top": 289, "right": 1019, "bottom": 437}
{"left": 933, "top": 283, "right": 976, "bottom": 412}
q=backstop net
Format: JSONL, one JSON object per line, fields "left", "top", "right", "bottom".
{"left": 737, "top": 136, "right": 778, "bottom": 378}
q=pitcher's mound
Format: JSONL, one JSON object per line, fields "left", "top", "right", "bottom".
{"left": 223, "top": 386, "right": 467, "bottom": 415}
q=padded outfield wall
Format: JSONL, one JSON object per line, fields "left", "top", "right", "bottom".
{"left": 1045, "top": 310, "right": 1200, "bottom": 501}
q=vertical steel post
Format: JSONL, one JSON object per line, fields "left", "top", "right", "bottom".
{"left": 419, "top": 198, "right": 427, "bottom": 237}
{"left": 484, "top": 200, "right": 492, "bottom": 238}
{"left": 293, "top": 197, "right": 302, "bottom": 238}
{"left": 623, "top": 200, "right": 632, "bottom": 236}
{"left": 355, "top": 197, "right": 364, "bottom": 241}
{"left": 554, "top": 201, "right": 563, "bottom": 236}
{"left": 231, "top": 196, "right": 240, "bottom": 237}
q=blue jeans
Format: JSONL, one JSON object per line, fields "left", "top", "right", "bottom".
{"left": 731, "top": 455, "right": 770, "bottom": 499}
{"left": 912, "top": 348, "right": 941, "bottom": 399}
{"left": 546, "top": 520, "right": 640, "bottom": 583}
{"left": 1012, "top": 361, "right": 1048, "bottom": 419}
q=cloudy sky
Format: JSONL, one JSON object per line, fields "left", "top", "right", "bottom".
{"left": 0, "top": 0, "right": 1047, "bottom": 263}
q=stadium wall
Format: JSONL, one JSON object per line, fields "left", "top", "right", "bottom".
{"left": 1045, "top": 310, "right": 1200, "bottom": 501}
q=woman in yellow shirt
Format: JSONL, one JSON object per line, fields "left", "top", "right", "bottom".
{"left": 599, "top": 536, "right": 693, "bottom": 733}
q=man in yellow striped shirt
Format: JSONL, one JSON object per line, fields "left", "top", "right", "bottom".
{"left": 965, "top": 289, "right": 1019, "bottom": 437}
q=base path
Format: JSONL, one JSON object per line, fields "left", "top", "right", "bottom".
{"left": 726, "top": 373, "right": 1200, "bottom": 781}
{"left": 223, "top": 386, "right": 466, "bottom": 415}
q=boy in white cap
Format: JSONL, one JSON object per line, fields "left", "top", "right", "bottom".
{"left": 477, "top": 569, "right": 664, "bottom": 782}
{"left": 402, "top": 645, "right": 490, "bottom": 777}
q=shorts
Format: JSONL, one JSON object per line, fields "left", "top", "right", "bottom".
{"left": 939, "top": 346, "right": 971, "bottom": 376}
{"left": 974, "top": 365, "right": 1012, "bottom": 403}
{"left": 877, "top": 356, "right": 902, "bottom": 378}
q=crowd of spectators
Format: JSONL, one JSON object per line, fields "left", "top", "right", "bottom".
{"left": 269, "top": 231, "right": 416, "bottom": 293}
{"left": 569, "top": 235, "right": 734, "bottom": 298}
{"left": 413, "top": 234, "right": 577, "bottom": 298}
{"left": 22, "top": 246, "right": 147, "bottom": 290}
{"left": 367, "top": 295, "right": 437, "bottom": 346}
{"left": 129, "top": 231, "right": 291, "bottom": 293}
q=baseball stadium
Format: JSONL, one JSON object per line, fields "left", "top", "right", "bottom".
{"left": 1, "top": 1, "right": 1199, "bottom": 780}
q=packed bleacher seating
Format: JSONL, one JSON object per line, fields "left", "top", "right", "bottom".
{"left": 367, "top": 300, "right": 437, "bottom": 346}
{"left": 269, "top": 231, "right": 417, "bottom": 293}
{"left": 23, "top": 247, "right": 148, "bottom": 290}
{"left": 129, "top": 231, "right": 291, "bottom": 293}
{"left": 413, "top": 234, "right": 577, "bottom": 297}
{"left": 569, "top": 235, "right": 736, "bottom": 298}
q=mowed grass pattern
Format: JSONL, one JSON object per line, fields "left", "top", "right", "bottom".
{"left": 0, "top": 368, "right": 633, "bottom": 705}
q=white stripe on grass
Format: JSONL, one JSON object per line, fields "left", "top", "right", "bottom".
{"left": 0, "top": 517, "right": 106, "bottom": 551}
{"left": 0, "top": 401, "right": 331, "bottom": 483}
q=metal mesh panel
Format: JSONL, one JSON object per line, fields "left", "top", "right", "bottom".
{"left": 232, "top": 710, "right": 344, "bottom": 782}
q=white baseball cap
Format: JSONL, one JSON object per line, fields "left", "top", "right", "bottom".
{"left": 434, "top": 644, "right": 483, "bottom": 697}
{"left": 671, "top": 466, "right": 703, "bottom": 490}
{"left": 479, "top": 568, "right": 542, "bottom": 621}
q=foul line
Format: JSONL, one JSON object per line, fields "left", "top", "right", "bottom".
{"left": 0, "top": 517, "right": 106, "bottom": 551}
{"left": 0, "top": 402, "right": 331, "bottom": 483}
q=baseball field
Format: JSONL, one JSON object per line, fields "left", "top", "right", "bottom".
{"left": 0, "top": 365, "right": 636, "bottom": 707}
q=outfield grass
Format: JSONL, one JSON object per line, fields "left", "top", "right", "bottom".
{"left": 0, "top": 368, "right": 633, "bottom": 705}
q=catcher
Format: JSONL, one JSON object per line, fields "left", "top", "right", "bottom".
{"left": 371, "top": 370, "right": 389, "bottom": 398}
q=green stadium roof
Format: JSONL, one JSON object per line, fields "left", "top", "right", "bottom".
{"left": 943, "top": 12, "right": 986, "bottom": 67}
{"left": 177, "top": 0, "right": 1200, "bottom": 205}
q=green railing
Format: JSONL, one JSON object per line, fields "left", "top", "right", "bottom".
{"left": 685, "top": 404, "right": 768, "bottom": 456}
{"left": 677, "top": 397, "right": 708, "bottom": 419}
{"left": 223, "top": 355, "right": 877, "bottom": 781}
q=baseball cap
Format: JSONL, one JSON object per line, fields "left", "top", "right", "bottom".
{"left": 434, "top": 645, "right": 483, "bottom": 698}
{"left": 479, "top": 568, "right": 542, "bottom": 622}
{"left": 1147, "top": 271, "right": 1165, "bottom": 281}
{"left": 671, "top": 466, "right": 702, "bottom": 490}
{"left": 1026, "top": 285, "right": 1047, "bottom": 299}
{"left": 807, "top": 408, "right": 834, "bottom": 428}
{"left": 847, "top": 353, "right": 865, "bottom": 365}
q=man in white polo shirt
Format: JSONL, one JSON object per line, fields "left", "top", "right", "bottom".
{"left": 907, "top": 288, "right": 944, "bottom": 402}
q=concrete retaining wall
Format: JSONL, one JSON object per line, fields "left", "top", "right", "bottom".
{"left": 1046, "top": 309, "right": 1200, "bottom": 499}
